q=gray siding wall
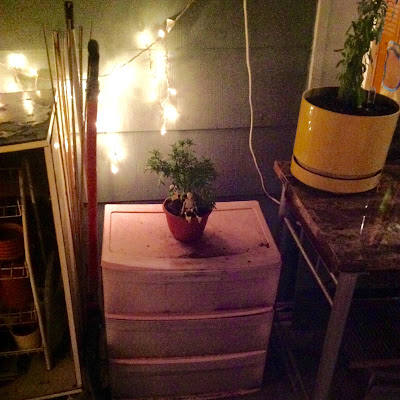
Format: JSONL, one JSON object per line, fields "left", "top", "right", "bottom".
{"left": 0, "top": 0, "right": 318, "bottom": 202}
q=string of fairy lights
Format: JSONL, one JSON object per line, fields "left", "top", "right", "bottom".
{"left": 0, "top": 0, "right": 197, "bottom": 139}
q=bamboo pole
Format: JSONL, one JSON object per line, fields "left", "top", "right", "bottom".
{"left": 53, "top": 32, "right": 74, "bottom": 221}
{"left": 44, "top": 25, "right": 75, "bottom": 254}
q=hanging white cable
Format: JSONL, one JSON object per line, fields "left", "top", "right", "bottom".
{"left": 243, "top": 0, "right": 280, "bottom": 205}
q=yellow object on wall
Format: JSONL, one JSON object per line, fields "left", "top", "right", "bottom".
{"left": 291, "top": 87, "right": 400, "bottom": 193}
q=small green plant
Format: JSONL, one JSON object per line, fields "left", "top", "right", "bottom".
{"left": 337, "top": 0, "right": 395, "bottom": 110}
{"left": 146, "top": 139, "right": 217, "bottom": 217}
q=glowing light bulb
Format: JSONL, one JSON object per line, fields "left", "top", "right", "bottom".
{"left": 54, "top": 142, "right": 60, "bottom": 150}
{"left": 164, "top": 104, "right": 178, "bottom": 122}
{"left": 8, "top": 53, "right": 26, "bottom": 69}
{"left": 137, "top": 31, "right": 153, "bottom": 48}
{"left": 158, "top": 29, "right": 166, "bottom": 38}
{"left": 29, "top": 68, "right": 38, "bottom": 77}
{"left": 168, "top": 88, "right": 177, "bottom": 96}
{"left": 111, "top": 163, "right": 119, "bottom": 174}
{"left": 161, "top": 125, "right": 167, "bottom": 135}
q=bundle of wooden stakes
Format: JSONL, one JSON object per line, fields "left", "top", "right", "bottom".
{"left": 43, "top": 1, "right": 99, "bottom": 310}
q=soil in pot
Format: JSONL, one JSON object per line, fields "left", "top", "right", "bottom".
{"left": 306, "top": 87, "right": 399, "bottom": 116}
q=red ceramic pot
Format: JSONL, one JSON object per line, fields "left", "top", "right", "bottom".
{"left": 163, "top": 200, "right": 211, "bottom": 242}
{"left": 0, "top": 223, "right": 24, "bottom": 261}
{"left": 0, "top": 264, "right": 33, "bottom": 311}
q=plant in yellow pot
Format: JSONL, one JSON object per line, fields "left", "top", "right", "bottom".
{"left": 291, "top": 0, "right": 400, "bottom": 193}
{"left": 146, "top": 139, "right": 217, "bottom": 242}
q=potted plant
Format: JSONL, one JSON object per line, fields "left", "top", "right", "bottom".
{"left": 146, "top": 139, "right": 217, "bottom": 242}
{"left": 291, "top": 0, "right": 400, "bottom": 193}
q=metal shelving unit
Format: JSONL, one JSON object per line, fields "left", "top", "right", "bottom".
{"left": 0, "top": 168, "right": 50, "bottom": 369}
{"left": 0, "top": 90, "right": 82, "bottom": 400}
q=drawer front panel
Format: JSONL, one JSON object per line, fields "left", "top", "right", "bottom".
{"left": 109, "top": 350, "right": 266, "bottom": 399}
{"left": 102, "top": 265, "right": 280, "bottom": 314}
{"left": 105, "top": 308, "right": 273, "bottom": 358}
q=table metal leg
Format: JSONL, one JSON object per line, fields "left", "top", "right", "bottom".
{"left": 277, "top": 185, "right": 288, "bottom": 251}
{"left": 313, "top": 272, "right": 358, "bottom": 400}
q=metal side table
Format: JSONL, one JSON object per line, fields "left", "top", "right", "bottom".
{"left": 274, "top": 161, "right": 400, "bottom": 400}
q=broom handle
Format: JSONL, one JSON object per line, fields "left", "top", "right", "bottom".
{"left": 86, "top": 39, "right": 99, "bottom": 304}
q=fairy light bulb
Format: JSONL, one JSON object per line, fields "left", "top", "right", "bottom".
{"left": 158, "top": 29, "right": 166, "bottom": 38}
{"left": 161, "top": 124, "right": 167, "bottom": 135}
{"left": 164, "top": 104, "right": 178, "bottom": 122}
{"left": 29, "top": 68, "right": 38, "bottom": 77}
{"left": 137, "top": 30, "right": 153, "bottom": 48}
{"left": 111, "top": 163, "right": 119, "bottom": 174}
{"left": 8, "top": 53, "right": 26, "bottom": 69}
{"left": 168, "top": 88, "right": 177, "bottom": 96}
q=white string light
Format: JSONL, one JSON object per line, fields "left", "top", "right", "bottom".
{"left": 0, "top": 0, "right": 198, "bottom": 175}
{"left": 0, "top": 57, "right": 39, "bottom": 92}
{"left": 158, "top": 36, "right": 178, "bottom": 135}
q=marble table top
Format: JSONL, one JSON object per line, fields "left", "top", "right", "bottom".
{"left": 274, "top": 161, "right": 400, "bottom": 274}
{"left": 0, "top": 90, "right": 53, "bottom": 147}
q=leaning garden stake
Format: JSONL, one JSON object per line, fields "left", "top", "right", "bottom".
{"left": 291, "top": 0, "right": 400, "bottom": 193}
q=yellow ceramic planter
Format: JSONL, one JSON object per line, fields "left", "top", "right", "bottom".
{"left": 291, "top": 87, "right": 400, "bottom": 193}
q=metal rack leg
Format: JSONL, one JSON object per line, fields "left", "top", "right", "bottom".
{"left": 277, "top": 185, "right": 288, "bottom": 252}
{"left": 313, "top": 272, "right": 358, "bottom": 400}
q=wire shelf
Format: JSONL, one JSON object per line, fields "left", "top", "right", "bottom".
{"left": 0, "top": 347, "right": 43, "bottom": 358}
{"left": 0, "top": 199, "right": 21, "bottom": 219}
{"left": 0, "top": 307, "right": 37, "bottom": 327}
{"left": 0, "top": 261, "right": 29, "bottom": 280}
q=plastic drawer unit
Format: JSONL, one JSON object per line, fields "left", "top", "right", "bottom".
{"left": 101, "top": 201, "right": 281, "bottom": 399}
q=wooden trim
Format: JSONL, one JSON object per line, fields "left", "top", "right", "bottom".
{"left": 0, "top": 140, "right": 49, "bottom": 154}
{"left": 44, "top": 146, "right": 82, "bottom": 387}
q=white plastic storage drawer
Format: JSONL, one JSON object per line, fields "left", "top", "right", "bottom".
{"left": 101, "top": 201, "right": 281, "bottom": 314}
{"left": 109, "top": 350, "right": 267, "bottom": 399}
{"left": 105, "top": 307, "right": 273, "bottom": 358}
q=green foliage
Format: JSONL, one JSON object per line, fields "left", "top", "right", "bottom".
{"left": 337, "top": 0, "right": 390, "bottom": 109}
{"left": 146, "top": 139, "right": 217, "bottom": 210}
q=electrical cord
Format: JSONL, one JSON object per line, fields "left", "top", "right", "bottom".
{"left": 243, "top": 0, "right": 280, "bottom": 206}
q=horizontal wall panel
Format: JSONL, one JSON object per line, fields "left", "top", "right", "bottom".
{"left": 97, "top": 125, "right": 296, "bottom": 202}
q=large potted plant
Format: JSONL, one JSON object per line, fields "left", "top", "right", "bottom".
{"left": 291, "top": 0, "right": 400, "bottom": 193}
{"left": 146, "top": 139, "right": 217, "bottom": 242}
